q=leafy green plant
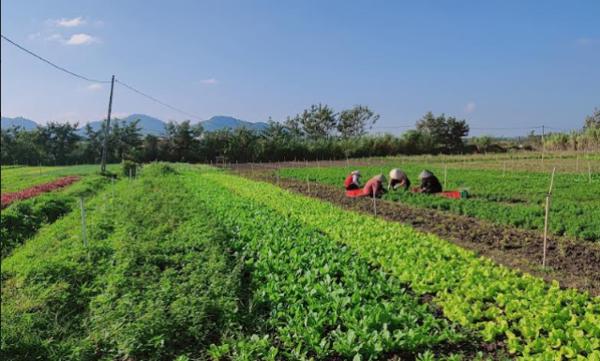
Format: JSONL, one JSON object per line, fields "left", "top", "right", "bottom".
{"left": 206, "top": 170, "right": 600, "bottom": 359}
{"left": 279, "top": 164, "right": 600, "bottom": 240}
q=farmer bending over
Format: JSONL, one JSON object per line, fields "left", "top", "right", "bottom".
{"left": 344, "top": 170, "right": 362, "bottom": 190}
{"left": 388, "top": 168, "right": 411, "bottom": 191}
{"left": 417, "top": 170, "right": 442, "bottom": 194}
{"left": 363, "top": 174, "right": 387, "bottom": 198}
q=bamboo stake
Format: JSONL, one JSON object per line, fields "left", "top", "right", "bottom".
{"left": 307, "top": 176, "right": 310, "bottom": 194}
{"left": 372, "top": 192, "right": 377, "bottom": 216}
{"left": 589, "top": 162, "right": 592, "bottom": 184}
{"left": 79, "top": 197, "right": 88, "bottom": 247}
{"left": 443, "top": 165, "right": 448, "bottom": 189}
{"left": 576, "top": 154, "right": 580, "bottom": 172}
{"left": 542, "top": 167, "right": 556, "bottom": 268}
{"left": 503, "top": 161, "right": 506, "bottom": 177}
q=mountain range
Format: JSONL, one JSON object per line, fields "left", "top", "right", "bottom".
{"left": 1, "top": 114, "right": 268, "bottom": 135}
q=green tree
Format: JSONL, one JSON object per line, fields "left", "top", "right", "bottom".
{"left": 36, "top": 122, "right": 80, "bottom": 164}
{"left": 584, "top": 107, "right": 600, "bottom": 130}
{"left": 297, "top": 104, "right": 337, "bottom": 139}
{"left": 163, "top": 120, "right": 203, "bottom": 162}
{"left": 337, "top": 105, "right": 379, "bottom": 138}
{"left": 416, "top": 112, "right": 469, "bottom": 153}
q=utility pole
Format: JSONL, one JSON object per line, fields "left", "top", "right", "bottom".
{"left": 100, "top": 75, "right": 115, "bottom": 174}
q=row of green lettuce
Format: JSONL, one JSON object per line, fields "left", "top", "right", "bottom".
{"left": 208, "top": 170, "right": 600, "bottom": 359}
{"left": 2, "top": 164, "right": 486, "bottom": 360}
{"left": 182, "top": 168, "right": 486, "bottom": 360}
{"left": 278, "top": 165, "right": 600, "bottom": 241}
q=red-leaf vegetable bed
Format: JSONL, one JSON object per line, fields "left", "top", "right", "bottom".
{"left": 1, "top": 176, "right": 80, "bottom": 209}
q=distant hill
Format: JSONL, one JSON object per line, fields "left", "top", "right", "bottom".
{"left": 200, "top": 115, "right": 268, "bottom": 132}
{"left": 81, "top": 114, "right": 166, "bottom": 136}
{"left": 1, "top": 116, "right": 38, "bottom": 130}
{"left": 3, "top": 114, "right": 267, "bottom": 136}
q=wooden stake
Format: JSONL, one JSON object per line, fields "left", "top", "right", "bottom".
{"left": 443, "top": 165, "right": 448, "bottom": 189}
{"left": 503, "top": 161, "right": 506, "bottom": 177}
{"left": 542, "top": 167, "right": 556, "bottom": 268}
{"left": 576, "top": 154, "right": 580, "bottom": 172}
{"left": 307, "top": 176, "right": 310, "bottom": 194}
{"left": 589, "top": 162, "right": 592, "bottom": 184}
{"left": 79, "top": 197, "right": 88, "bottom": 247}
{"left": 372, "top": 193, "right": 377, "bottom": 216}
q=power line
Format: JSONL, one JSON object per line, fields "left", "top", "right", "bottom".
{"left": 1, "top": 33, "right": 206, "bottom": 121}
{"left": 1, "top": 34, "right": 111, "bottom": 83}
{"left": 115, "top": 79, "right": 204, "bottom": 121}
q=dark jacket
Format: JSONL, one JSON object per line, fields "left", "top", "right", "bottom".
{"left": 420, "top": 176, "right": 442, "bottom": 194}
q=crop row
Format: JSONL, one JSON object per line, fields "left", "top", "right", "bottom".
{"left": 0, "top": 164, "right": 119, "bottom": 194}
{"left": 182, "top": 168, "right": 477, "bottom": 360}
{"left": 0, "top": 175, "right": 110, "bottom": 258}
{"left": 1, "top": 164, "right": 240, "bottom": 360}
{"left": 1, "top": 175, "right": 80, "bottom": 209}
{"left": 278, "top": 165, "right": 600, "bottom": 240}
{"left": 207, "top": 170, "right": 600, "bottom": 359}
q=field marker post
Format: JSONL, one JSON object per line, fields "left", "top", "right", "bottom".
{"left": 372, "top": 192, "right": 377, "bottom": 216}
{"left": 111, "top": 177, "right": 115, "bottom": 211}
{"left": 79, "top": 197, "right": 88, "bottom": 248}
{"left": 307, "top": 176, "right": 310, "bottom": 194}
{"left": 576, "top": 154, "right": 580, "bottom": 172}
{"left": 443, "top": 165, "right": 448, "bottom": 189}
{"left": 503, "top": 161, "right": 506, "bottom": 177}
{"left": 542, "top": 167, "right": 556, "bottom": 268}
{"left": 589, "top": 162, "right": 592, "bottom": 184}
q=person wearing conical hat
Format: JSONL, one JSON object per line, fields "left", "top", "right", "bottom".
{"left": 344, "top": 170, "right": 362, "bottom": 190}
{"left": 363, "top": 174, "right": 387, "bottom": 198}
{"left": 388, "top": 168, "right": 411, "bottom": 191}
{"left": 417, "top": 169, "right": 442, "bottom": 194}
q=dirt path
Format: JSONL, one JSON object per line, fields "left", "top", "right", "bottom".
{"left": 231, "top": 166, "right": 600, "bottom": 296}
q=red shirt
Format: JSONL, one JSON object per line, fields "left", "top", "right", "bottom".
{"left": 344, "top": 174, "right": 360, "bottom": 190}
{"left": 363, "top": 178, "right": 383, "bottom": 197}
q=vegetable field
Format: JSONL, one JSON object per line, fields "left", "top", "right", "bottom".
{"left": 2, "top": 162, "right": 599, "bottom": 360}
{"left": 279, "top": 164, "right": 600, "bottom": 241}
{"left": 0, "top": 164, "right": 118, "bottom": 194}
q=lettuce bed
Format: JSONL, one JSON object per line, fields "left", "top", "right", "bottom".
{"left": 278, "top": 165, "right": 600, "bottom": 241}
{"left": 205, "top": 170, "right": 600, "bottom": 359}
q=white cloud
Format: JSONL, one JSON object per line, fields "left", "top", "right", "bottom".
{"left": 200, "top": 78, "right": 218, "bottom": 85}
{"left": 87, "top": 83, "right": 103, "bottom": 91}
{"left": 66, "top": 33, "right": 97, "bottom": 45}
{"left": 55, "top": 17, "right": 86, "bottom": 27}
{"left": 465, "top": 101, "right": 476, "bottom": 114}
{"left": 28, "top": 32, "right": 42, "bottom": 40}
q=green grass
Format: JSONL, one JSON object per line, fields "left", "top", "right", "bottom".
{"left": 1, "top": 164, "right": 240, "bottom": 360}
{"left": 0, "top": 164, "right": 119, "bottom": 194}
{"left": 279, "top": 163, "right": 600, "bottom": 241}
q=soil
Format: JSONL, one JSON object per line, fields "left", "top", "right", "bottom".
{"left": 229, "top": 164, "right": 600, "bottom": 297}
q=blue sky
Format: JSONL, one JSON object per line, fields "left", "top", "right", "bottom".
{"left": 1, "top": 0, "right": 599, "bottom": 136}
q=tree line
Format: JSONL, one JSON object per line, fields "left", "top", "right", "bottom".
{"left": 8, "top": 104, "right": 597, "bottom": 166}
